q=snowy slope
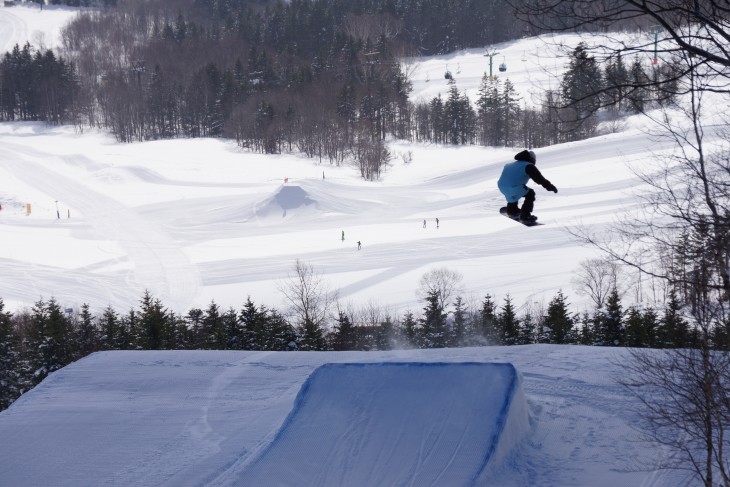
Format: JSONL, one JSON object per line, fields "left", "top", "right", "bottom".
{"left": 0, "top": 3, "right": 81, "bottom": 52}
{"left": 0, "top": 121, "right": 679, "bottom": 314}
{"left": 0, "top": 346, "right": 688, "bottom": 487}
{"left": 0, "top": 13, "right": 686, "bottom": 314}
{"left": 238, "top": 362, "right": 528, "bottom": 486}
{"left": 0, "top": 13, "right": 714, "bottom": 487}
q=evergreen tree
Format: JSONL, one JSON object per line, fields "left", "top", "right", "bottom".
{"left": 477, "top": 294, "right": 499, "bottom": 344}
{"left": 604, "top": 53, "right": 629, "bottom": 112}
{"left": 712, "top": 316, "right": 730, "bottom": 351}
{"left": 167, "top": 312, "right": 190, "bottom": 349}
{"left": 240, "top": 297, "right": 269, "bottom": 350}
{"left": 642, "top": 307, "right": 659, "bottom": 348}
{"left": 186, "top": 308, "right": 206, "bottom": 349}
{"left": 577, "top": 311, "right": 595, "bottom": 345}
{"left": 518, "top": 311, "right": 536, "bottom": 345}
{"left": 375, "top": 316, "right": 396, "bottom": 351}
{"left": 544, "top": 290, "right": 575, "bottom": 344}
{"left": 139, "top": 291, "right": 169, "bottom": 350}
{"left": 596, "top": 288, "right": 624, "bottom": 346}
{"left": 624, "top": 306, "right": 647, "bottom": 347}
{"left": 428, "top": 95, "right": 446, "bottom": 143}
{"left": 122, "top": 309, "right": 142, "bottom": 349}
{"left": 476, "top": 74, "right": 499, "bottom": 146}
{"left": 26, "top": 298, "right": 74, "bottom": 381}
{"left": 560, "top": 42, "right": 603, "bottom": 140}
{"left": 222, "top": 307, "right": 242, "bottom": 349}
{"left": 202, "top": 301, "right": 227, "bottom": 349}
{"left": 332, "top": 310, "right": 357, "bottom": 351}
{"left": 264, "top": 308, "right": 297, "bottom": 351}
{"left": 627, "top": 55, "right": 650, "bottom": 113}
{"left": 420, "top": 290, "right": 448, "bottom": 348}
{"left": 657, "top": 290, "right": 689, "bottom": 348}
{"left": 0, "top": 299, "right": 22, "bottom": 410}
{"left": 500, "top": 79, "right": 522, "bottom": 146}
{"left": 400, "top": 311, "right": 419, "bottom": 347}
{"left": 75, "top": 303, "right": 99, "bottom": 357}
{"left": 451, "top": 296, "right": 468, "bottom": 347}
{"left": 99, "top": 306, "right": 123, "bottom": 350}
{"left": 498, "top": 295, "right": 520, "bottom": 345}
{"left": 297, "top": 318, "right": 327, "bottom": 351}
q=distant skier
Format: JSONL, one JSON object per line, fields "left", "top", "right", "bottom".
{"left": 497, "top": 149, "right": 557, "bottom": 223}
{"left": 357, "top": 241, "right": 361, "bottom": 250}
{"left": 341, "top": 230, "right": 345, "bottom": 241}
{"left": 423, "top": 219, "right": 426, "bottom": 228}
{"left": 436, "top": 217, "right": 439, "bottom": 228}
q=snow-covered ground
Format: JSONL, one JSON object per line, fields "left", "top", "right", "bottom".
{"left": 0, "top": 2, "right": 80, "bottom": 52}
{"left": 0, "top": 122, "right": 664, "bottom": 315}
{"left": 0, "top": 346, "right": 689, "bottom": 487}
{"left": 0, "top": 5, "right": 683, "bottom": 316}
{"left": 0, "top": 8, "right": 719, "bottom": 487}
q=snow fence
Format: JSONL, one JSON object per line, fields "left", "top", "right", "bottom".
{"left": 239, "top": 362, "right": 530, "bottom": 487}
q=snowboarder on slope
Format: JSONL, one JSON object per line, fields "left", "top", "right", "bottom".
{"left": 497, "top": 149, "right": 557, "bottom": 223}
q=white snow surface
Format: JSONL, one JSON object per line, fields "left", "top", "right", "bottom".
{"left": 0, "top": 11, "right": 692, "bottom": 315}
{"left": 0, "top": 3, "right": 81, "bottom": 52}
{"left": 0, "top": 13, "right": 720, "bottom": 487}
{"left": 0, "top": 346, "right": 688, "bottom": 487}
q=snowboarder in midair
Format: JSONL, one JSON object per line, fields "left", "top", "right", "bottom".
{"left": 497, "top": 149, "right": 557, "bottom": 223}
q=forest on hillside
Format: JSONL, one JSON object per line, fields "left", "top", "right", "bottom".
{"left": 0, "top": 0, "right": 674, "bottom": 179}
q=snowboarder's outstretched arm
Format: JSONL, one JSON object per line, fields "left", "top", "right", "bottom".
{"left": 526, "top": 164, "right": 558, "bottom": 193}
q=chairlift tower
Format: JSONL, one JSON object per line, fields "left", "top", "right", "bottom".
{"left": 650, "top": 25, "right": 662, "bottom": 65}
{"left": 484, "top": 49, "right": 499, "bottom": 81}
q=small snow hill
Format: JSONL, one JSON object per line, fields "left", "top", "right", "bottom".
{"left": 255, "top": 184, "right": 316, "bottom": 218}
{"left": 239, "top": 362, "right": 529, "bottom": 487}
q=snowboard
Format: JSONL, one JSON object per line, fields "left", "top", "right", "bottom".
{"left": 499, "top": 207, "right": 543, "bottom": 227}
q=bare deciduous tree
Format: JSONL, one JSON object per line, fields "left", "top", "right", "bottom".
{"left": 572, "top": 257, "right": 622, "bottom": 309}
{"left": 620, "top": 342, "right": 730, "bottom": 487}
{"left": 417, "top": 268, "right": 464, "bottom": 310}
{"left": 278, "top": 259, "right": 336, "bottom": 331}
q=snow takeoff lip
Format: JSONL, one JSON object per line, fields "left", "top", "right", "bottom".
{"left": 239, "top": 362, "right": 530, "bottom": 487}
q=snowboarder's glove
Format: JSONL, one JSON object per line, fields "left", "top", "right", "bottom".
{"left": 545, "top": 182, "right": 558, "bottom": 193}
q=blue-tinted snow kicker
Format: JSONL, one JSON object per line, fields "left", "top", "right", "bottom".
{"left": 238, "top": 362, "right": 529, "bottom": 487}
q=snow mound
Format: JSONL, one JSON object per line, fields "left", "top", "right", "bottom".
{"left": 256, "top": 184, "right": 316, "bottom": 218}
{"left": 239, "top": 362, "right": 529, "bottom": 487}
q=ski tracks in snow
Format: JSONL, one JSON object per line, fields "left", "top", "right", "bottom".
{"left": 0, "top": 143, "right": 200, "bottom": 311}
{"left": 0, "top": 8, "right": 27, "bottom": 54}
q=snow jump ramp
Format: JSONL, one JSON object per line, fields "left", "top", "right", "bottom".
{"left": 239, "top": 362, "right": 529, "bottom": 487}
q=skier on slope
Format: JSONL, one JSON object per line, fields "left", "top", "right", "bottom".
{"left": 497, "top": 149, "right": 557, "bottom": 223}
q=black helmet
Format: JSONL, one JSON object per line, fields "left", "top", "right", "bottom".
{"left": 514, "top": 149, "right": 536, "bottom": 164}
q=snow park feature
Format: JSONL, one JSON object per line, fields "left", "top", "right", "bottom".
{"left": 0, "top": 6, "right": 724, "bottom": 487}
{"left": 238, "top": 362, "right": 529, "bottom": 487}
{"left": 0, "top": 346, "right": 689, "bottom": 487}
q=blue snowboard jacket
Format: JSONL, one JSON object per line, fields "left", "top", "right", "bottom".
{"left": 497, "top": 158, "right": 553, "bottom": 203}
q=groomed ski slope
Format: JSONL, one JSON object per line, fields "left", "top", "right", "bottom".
{"left": 0, "top": 8, "right": 691, "bottom": 314}
{"left": 238, "top": 362, "right": 529, "bottom": 487}
{"left": 0, "top": 346, "right": 686, "bottom": 487}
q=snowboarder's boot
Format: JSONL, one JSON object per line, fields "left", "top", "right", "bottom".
{"left": 506, "top": 202, "right": 520, "bottom": 217}
{"left": 519, "top": 212, "right": 538, "bottom": 223}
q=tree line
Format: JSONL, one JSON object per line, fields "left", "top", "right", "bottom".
{"left": 1, "top": 274, "right": 725, "bottom": 412}
{"left": 0, "top": 39, "right": 677, "bottom": 178}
